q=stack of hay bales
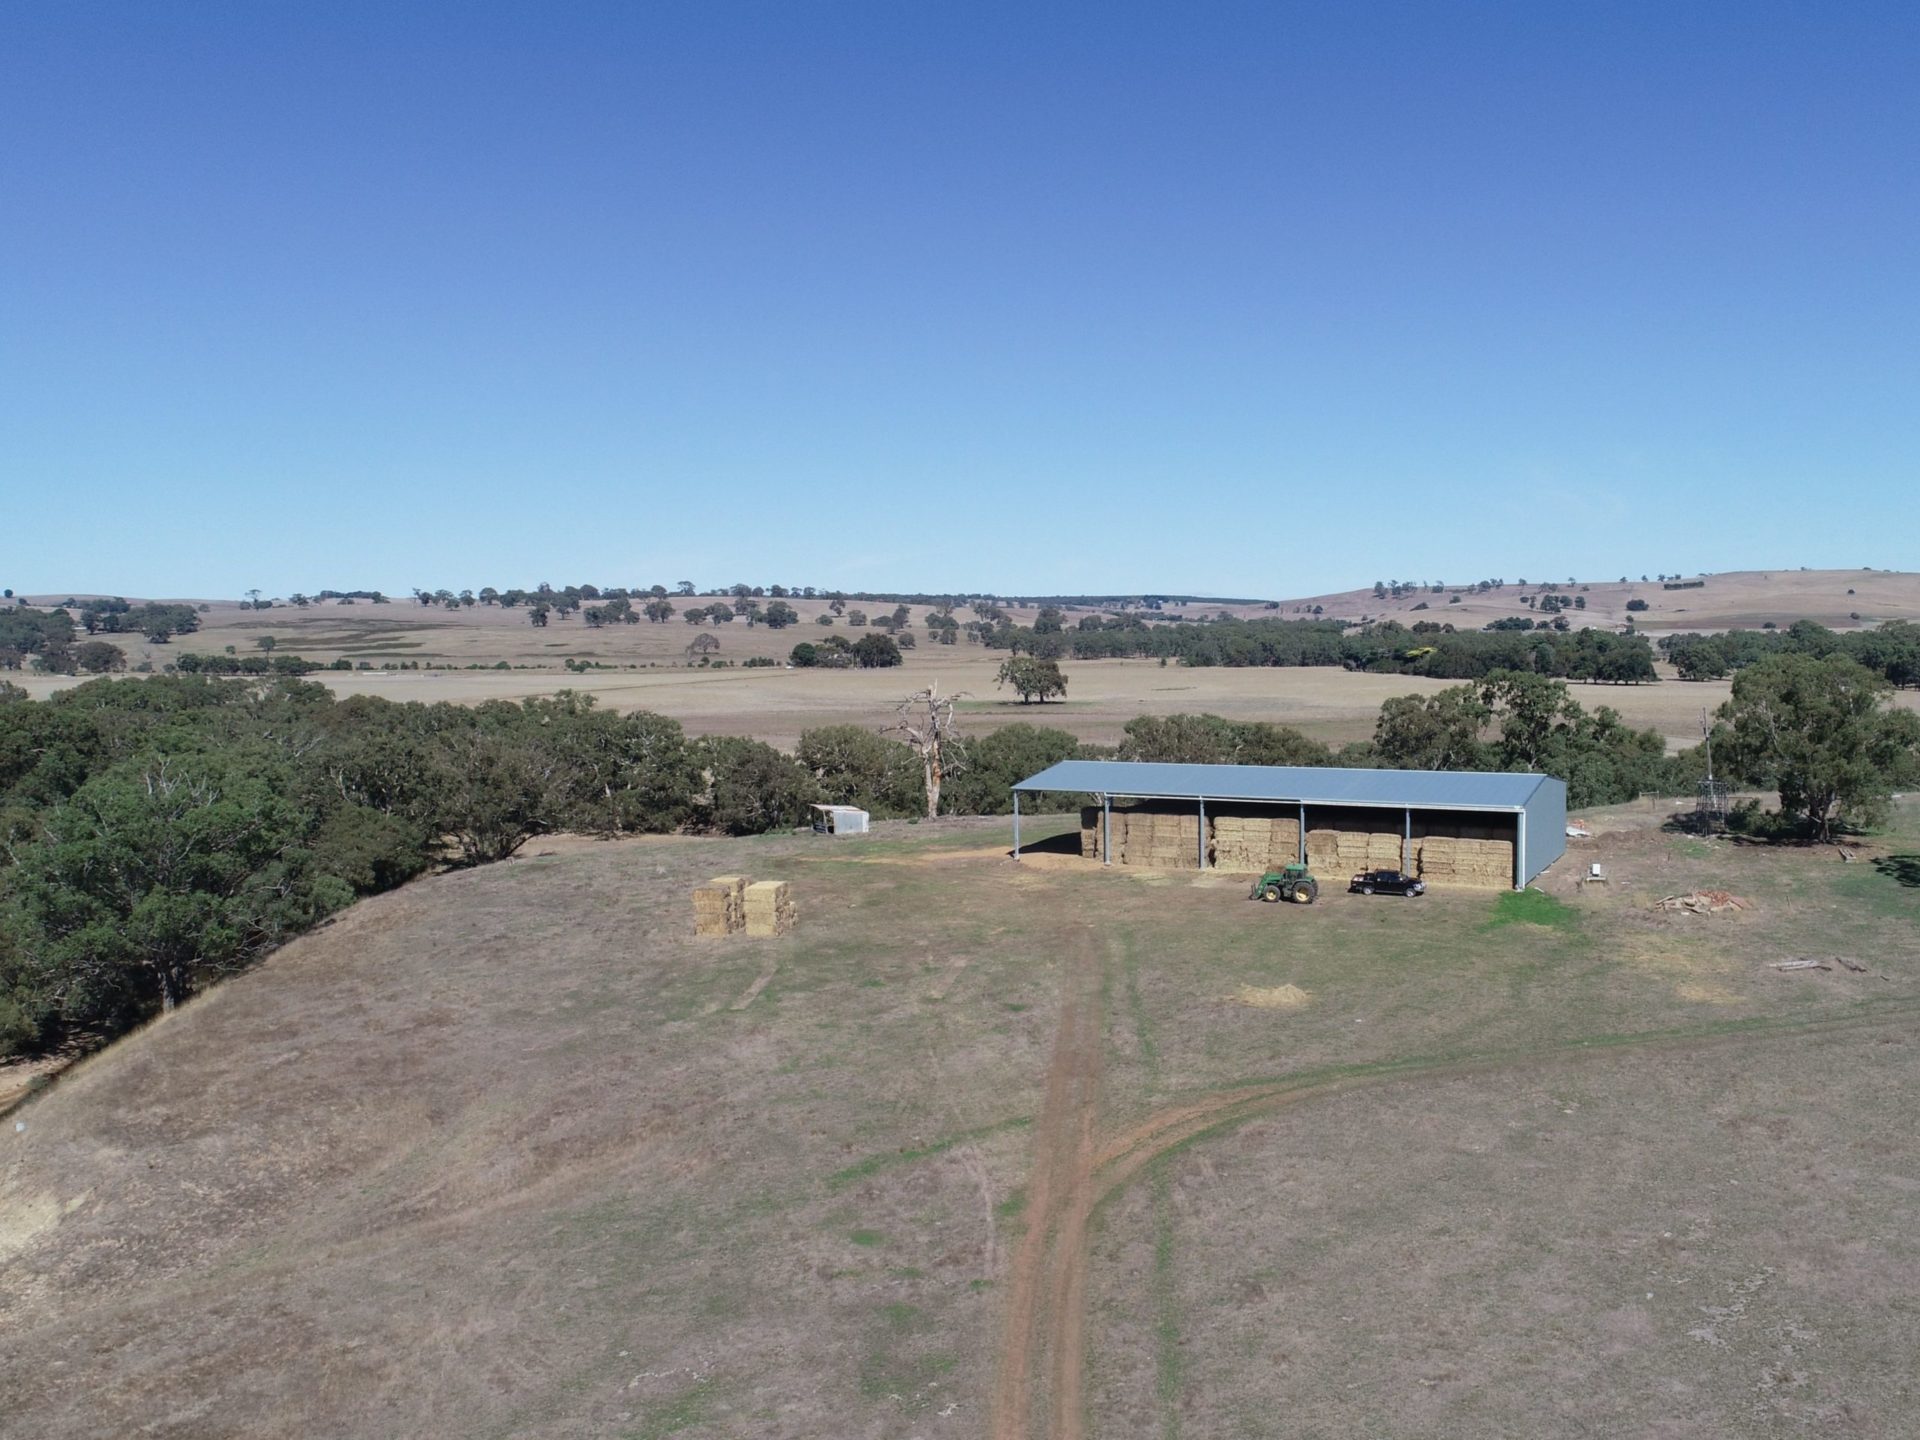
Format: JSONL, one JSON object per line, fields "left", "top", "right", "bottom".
{"left": 693, "top": 875, "right": 747, "bottom": 937}
{"left": 1304, "top": 814, "right": 1405, "bottom": 877}
{"left": 1079, "top": 806, "right": 1102, "bottom": 858}
{"left": 1115, "top": 805, "right": 1202, "bottom": 868}
{"left": 744, "top": 880, "right": 797, "bottom": 936}
{"left": 1209, "top": 813, "right": 1304, "bottom": 873}
{"left": 1414, "top": 823, "right": 1514, "bottom": 889}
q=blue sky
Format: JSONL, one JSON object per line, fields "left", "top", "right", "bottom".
{"left": 4, "top": 2, "right": 1916, "bottom": 599}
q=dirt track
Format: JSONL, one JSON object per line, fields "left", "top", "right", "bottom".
{"left": 989, "top": 933, "right": 1103, "bottom": 1440}
{"left": 993, "top": 944, "right": 1920, "bottom": 1440}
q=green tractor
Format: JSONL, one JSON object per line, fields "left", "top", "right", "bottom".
{"left": 1250, "top": 861, "right": 1319, "bottom": 905}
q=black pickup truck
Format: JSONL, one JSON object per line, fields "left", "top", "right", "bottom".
{"left": 1349, "top": 869, "right": 1426, "bottom": 897}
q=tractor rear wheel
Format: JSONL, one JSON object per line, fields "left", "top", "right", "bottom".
{"left": 1295, "top": 879, "right": 1318, "bottom": 904}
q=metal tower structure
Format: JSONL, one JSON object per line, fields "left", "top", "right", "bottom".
{"left": 1695, "top": 707, "right": 1731, "bottom": 828}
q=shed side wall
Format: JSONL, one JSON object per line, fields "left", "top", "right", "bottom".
{"left": 1522, "top": 780, "right": 1568, "bottom": 883}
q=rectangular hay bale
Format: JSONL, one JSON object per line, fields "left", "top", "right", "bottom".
{"left": 744, "top": 879, "right": 797, "bottom": 936}
{"left": 693, "top": 874, "right": 748, "bottom": 937}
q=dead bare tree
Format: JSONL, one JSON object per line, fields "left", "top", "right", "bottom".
{"left": 888, "top": 683, "right": 966, "bottom": 819}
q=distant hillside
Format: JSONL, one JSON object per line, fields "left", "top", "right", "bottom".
{"left": 12, "top": 568, "right": 1917, "bottom": 641}
{"left": 1258, "top": 568, "right": 1920, "bottom": 634}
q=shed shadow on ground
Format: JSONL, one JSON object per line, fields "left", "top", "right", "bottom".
{"left": 1016, "top": 827, "right": 1083, "bottom": 858}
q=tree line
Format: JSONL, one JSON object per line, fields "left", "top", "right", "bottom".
{"left": 5, "top": 648, "right": 1914, "bottom": 1061}
{"left": 1662, "top": 620, "right": 1920, "bottom": 687}
{"left": 989, "top": 614, "right": 1660, "bottom": 682}
{"left": 1, "top": 603, "right": 205, "bottom": 677}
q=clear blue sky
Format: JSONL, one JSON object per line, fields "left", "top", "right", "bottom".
{"left": 5, "top": 2, "right": 1916, "bottom": 600}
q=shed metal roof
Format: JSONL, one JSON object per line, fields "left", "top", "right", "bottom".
{"left": 1011, "top": 760, "right": 1551, "bottom": 812}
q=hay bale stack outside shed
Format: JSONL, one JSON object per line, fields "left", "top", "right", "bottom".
{"left": 693, "top": 875, "right": 747, "bottom": 937}
{"left": 744, "top": 880, "right": 797, "bottom": 936}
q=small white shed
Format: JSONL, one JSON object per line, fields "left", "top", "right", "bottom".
{"left": 810, "top": 804, "right": 870, "bottom": 836}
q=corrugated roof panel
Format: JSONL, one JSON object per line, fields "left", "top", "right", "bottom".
{"left": 1011, "top": 760, "right": 1548, "bottom": 810}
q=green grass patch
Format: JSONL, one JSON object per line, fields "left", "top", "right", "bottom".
{"left": 1151, "top": 1166, "right": 1184, "bottom": 1440}
{"left": 1484, "top": 889, "right": 1581, "bottom": 931}
{"left": 826, "top": 1114, "right": 1031, "bottom": 1191}
{"left": 849, "top": 1228, "right": 884, "bottom": 1247}
{"left": 1120, "top": 932, "right": 1162, "bottom": 1094}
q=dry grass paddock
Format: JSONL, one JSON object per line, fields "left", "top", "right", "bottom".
{"left": 4, "top": 799, "right": 1918, "bottom": 1439}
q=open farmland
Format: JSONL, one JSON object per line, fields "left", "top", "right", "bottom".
{"left": 10, "top": 569, "right": 1919, "bottom": 754}
{"left": 5, "top": 801, "right": 1918, "bottom": 1439}
{"left": 8, "top": 650, "right": 1799, "bottom": 752}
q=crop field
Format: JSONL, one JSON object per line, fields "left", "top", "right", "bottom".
{"left": 4, "top": 799, "right": 1917, "bottom": 1439}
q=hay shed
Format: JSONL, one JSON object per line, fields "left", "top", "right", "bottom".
{"left": 1011, "top": 760, "right": 1566, "bottom": 891}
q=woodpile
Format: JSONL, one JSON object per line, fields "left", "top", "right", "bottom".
{"left": 744, "top": 880, "right": 797, "bottom": 936}
{"left": 1210, "top": 813, "right": 1303, "bottom": 873}
{"left": 1654, "top": 890, "right": 1750, "bottom": 915}
{"left": 692, "top": 875, "right": 747, "bottom": 937}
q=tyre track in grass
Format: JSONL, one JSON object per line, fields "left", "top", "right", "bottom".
{"left": 1002, "top": 994, "right": 1920, "bottom": 1438}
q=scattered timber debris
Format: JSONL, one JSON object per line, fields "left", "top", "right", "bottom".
{"left": 1771, "top": 956, "right": 1872, "bottom": 976}
{"left": 1654, "top": 890, "right": 1752, "bottom": 915}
